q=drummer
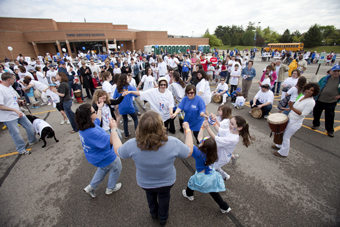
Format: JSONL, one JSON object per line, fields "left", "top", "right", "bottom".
{"left": 272, "top": 83, "right": 319, "bottom": 157}
{"left": 211, "top": 78, "right": 230, "bottom": 105}
{"left": 249, "top": 84, "right": 274, "bottom": 119}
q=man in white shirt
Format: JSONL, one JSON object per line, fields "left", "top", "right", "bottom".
{"left": 0, "top": 72, "right": 37, "bottom": 155}
{"left": 88, "top": 59, "right": 101, "bottom": 78}
{"left": 168, "top": 54, "right": 179, "bottom": 70}
{"left": 249, "top": 84, "right": 274, "bottom": 118}
{"left": 46, "top": 65, "right": 57, "bottom": 84}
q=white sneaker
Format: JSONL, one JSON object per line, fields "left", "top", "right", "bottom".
{"left": 119, "top": 129, "right": 124, "bottom": 134}
{"left": 41, "top": 102, "right": 47, "bottom": 106}
{"left": 66, "top": 119, "right": 70, "bottom": 125}
{"left": 120, "top": 120, "right": 123, "bottom": 124}
{"left": 60, "top": 120, "right": 65, "bottom": 125}
{"left": 221, "top": 207, "right": 231, "bottom": 214}
{"left": 105, "top": 183, "right": 122, "bottom": 195}
{"left": 142, "top": 104, "right": 146, "bottom": 109}
{"left": 84, "top": 185, "right": 96, "bottom": 198}
{"left": 48, "top": 102, "right": 52, "bottom": 106}
{"left": 182, "top": 189, "right": 194, "bottom": 201}
{"left": 128, "top": 117, "right": 132, "bottom": 121}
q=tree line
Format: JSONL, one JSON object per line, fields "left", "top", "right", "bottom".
{"left": 202, "top": 22, "right": 340, "bottom": 48}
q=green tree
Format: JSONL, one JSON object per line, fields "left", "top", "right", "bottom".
{"left": 243, "top": 30, "right": 255, "bottom": 46}
{"left": 279, "top": 29, "right": 293, "bottom": 43}
{"left": 246, "top": 22, "right": 255, "bottom": 31}
{"left": 303, "top": 24, "right": 323, "bottom": 47}
{"left": 202, "top": 33, "right": 223, "bottom": 47}
{"left": 320, "top": 25, "right": 337, "bottom": 45}
{"left": 222, "top": 32, "right": 231, "bottom": 45}
{"left": 230, "top": 33, "right": 239, "bottom": 46}
{"left": 267, "top": 31, "right": 281, "bottom": 43}
{"left": 214, "top": 26, "right": 228, "bottom": 40}
{"left": 204, "top": 28, "right": 210, "bottom": 35}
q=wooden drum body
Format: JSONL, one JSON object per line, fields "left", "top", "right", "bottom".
{"left": 74, "top": 90, "right": 83, "bottom": 103}
{"left": 96, "top": 86, "right": 102, "bottom": 90}
{"left": 267, "top": 113, "right": 289, "bottom": 145}
{"left": 213, "top": 95, "right": 222, "bottom": 103}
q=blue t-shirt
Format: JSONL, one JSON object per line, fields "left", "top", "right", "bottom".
{"left": 182, "top": 60, "right": 190, "bottom": 72}
{"left": 178, "top": 95, "right": 205, "bottom": 131}
{"left": 27, "top": 87, "right": 34, "bottom": 97}
{"left": 118, "top": 136, "right": 190, "bottom": 189}
{"left": 192, "top": 146, "right": 212, "bottom": 174}
{"left": 79, "top": 118, "right": 117, "bottom": 168}
{"left": 113, "top": 85, "right": 137, "bottom": 115}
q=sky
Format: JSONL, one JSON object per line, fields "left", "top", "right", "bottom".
{"left": 1, "top": 0, "right": 340, "bottom": 37}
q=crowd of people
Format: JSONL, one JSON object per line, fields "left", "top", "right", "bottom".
{"left": 0, "top": 47, "right": 339, "bottom": 225}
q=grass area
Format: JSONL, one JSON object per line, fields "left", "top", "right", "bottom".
{"left": 304, "top": 46, "right": 340, "bottom": 53}
{"left": 211, "top": 45, "right": 256, "bottom": 51}
{"left": 212, "top": 45, "right": 340, "bottom": 53}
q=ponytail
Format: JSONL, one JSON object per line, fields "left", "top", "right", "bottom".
{"left": 173, "top": 71, "right": 186, "bottom": 88}
{"left": 234, "top": 116, "right": 254, "bottom": 147}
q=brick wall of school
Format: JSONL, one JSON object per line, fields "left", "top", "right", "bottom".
{"left": 0, "top": 17, "right": 209, "bottom": 61}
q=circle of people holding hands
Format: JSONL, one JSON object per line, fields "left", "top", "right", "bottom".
{"left": 1, "top": 48, "right": 339, "bottom": 226}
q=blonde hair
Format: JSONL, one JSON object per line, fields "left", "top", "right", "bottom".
{"left": 136, "top": 110, "right": 168, "bottom": 150}
{"left": 92, "top": 89, "right": 110, "bottom": 105}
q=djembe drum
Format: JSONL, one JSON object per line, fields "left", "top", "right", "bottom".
{"left": 250, "top": 108, "right": 262, "bottom": 119}
{"left": 74, "top": 90, "right": 83, "bottom": 103}
{"left": 267, "top": 113, "right": 289, "bottom": 145}
{"left": 213, "top": 95, "right": 222, "bottom": 103}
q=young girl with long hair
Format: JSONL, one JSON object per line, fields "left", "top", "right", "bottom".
{"left": 211, "top": 104, "right": 232, "bottom": 130}
{"left": 113, "top": 74, "right": 139, "bottom": 139}
{"left": 169, "top": 71, "right": 186, "bottom": 132}
{"left": 182, "top": 132, "right": 231, "bottom": 214}
{"left": 202, "top": 115, "right": 254, "bottom": 180}
{"left": 137, "top": 67, "right": 157, "bottom": 109}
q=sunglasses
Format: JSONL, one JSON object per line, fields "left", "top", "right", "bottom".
{"left": 187, "top": 91, "right": 195, "bottom": 95}
{"left": 91, "top": 110, "right": 96, "bottom": 115}
{"left": 159, "top": 84, "right": 167, "bottom": 87}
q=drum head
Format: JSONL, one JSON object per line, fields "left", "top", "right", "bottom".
{"left": 251, "top": 108, "right": 262, "bottom": 119}
{"left": 267, "top": 113, "right": 288, "bottom": 124}
{"left": 96, "top": 86, "right": 102, "bottom": 90}
{"left": 213, "top": 95, "right": 222, "bottom": 103}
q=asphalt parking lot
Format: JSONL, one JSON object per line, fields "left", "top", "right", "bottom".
{"left": 0, "top": 58, "right": 339, "bottom": 227}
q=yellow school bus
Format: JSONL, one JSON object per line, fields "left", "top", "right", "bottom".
{"left": 263, "top": 43, "right": 304, "bottom": 52}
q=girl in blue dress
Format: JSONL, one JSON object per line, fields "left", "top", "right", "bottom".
{"left": 182, "top": 127, "right": 231, "bottom": 214}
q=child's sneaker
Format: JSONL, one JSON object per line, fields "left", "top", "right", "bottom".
{"left": 182, "top": 189, "right": 194, "bottom": 201}
{"left": 221, "top": 207, "right": 231, "bottom": 214}
{"left": 231, "top": 154, "right": 239, "bottom": 165}
{"left": 105, "top": 183, "right": 122, "bottom": 195}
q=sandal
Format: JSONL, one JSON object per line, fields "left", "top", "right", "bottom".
{"left": 70, "top": 130, "right": 77, "bottom": 134}
{"left": 125, "top": 133, "right": 131, "bottom": 139}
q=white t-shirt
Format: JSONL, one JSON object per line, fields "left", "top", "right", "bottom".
{"left": 169, "top": 82, "right": 185, "bottom": 102}
{"left": 18, "top": 72, "right": 34, "bottom": 81}
{"left": 220, "top": 118, "right": 230, "bottom": 129}
{"left": 230, "top": 70, "right": 241, "bottom": 85}
{"left": 141, "top": 75, "right": 155, "bottom": 91}
{"left": 261, "top": 78, "right": 271, "bottom": 87}
{"left": 101, "top": 104, "right": 112, "bottom": 131}
{"left": 89, "top": 64, "right": 101, "bottom": 78}
{"left": 102, "top": 81, "right": 115, "bottom": 99}
{"left": 281, "top": 77, "right": 298, "bottom": 100}
{"left": 255, "top": 90, "right": 274, "bottom": 104}
{"left": 235, "top": 96, "right": 246, "bottom": 107}
{"left": 214, "top": 128, "right": 240, "bottom": 168}
{"left": 196, "top": 78, "right": 211, "bottom": 105}
{"left": 46, "top": 70, "right": 57, "bottom": 80}
{"left": 287, "top": 86, "right": 299, "bottom": 102}
{"left": 207, "top": 66, "right": 214, "bottom": 75}
{"left": 216, "top": 83, "right": 228, "bottom": 92}
{"left": 158, "top": 62, "right": 167, "bottom": 76}
{"left": 140, "top": 88, "right": 174, "bottom": 122}
{"left": 0, "top": 84, "right": 21, "bottom": 122}
{"left": 31, "top": 80, "right": 48, "bottom": 92}
{"left": 33, "top": 119, "right": 52, "bottom": 136}
{"left": 113, "top": 68, "right": 121, "bottom": 75}
{"left": 168, "top": 58, "right": 179, "bottom": 68}
{"left": 36, "top": 71, "right": 49, "bottom": 86}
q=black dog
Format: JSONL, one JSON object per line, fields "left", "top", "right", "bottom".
{"left": 26, "top": 115, "right": 59, "bottom": 148}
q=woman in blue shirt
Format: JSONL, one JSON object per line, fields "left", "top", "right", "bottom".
{"left": 75, "top": 103, "right": 122, "bottom": 198}
{"left": 172, "top": 84, "right": 208, "bottom": 143}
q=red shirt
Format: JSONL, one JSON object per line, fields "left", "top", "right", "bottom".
{"left": 200, "top": 58, "right": 208, "bottom": 72}
{"left": 221, "top": 65, "right": 226, "bottom": 71}
{"left": 210, "top": 57, "right": 218, "bottom": 66}
{"left": 327, "top": 54, "right": 332, "bottom": 60}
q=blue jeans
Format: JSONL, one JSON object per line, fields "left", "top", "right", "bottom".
{"left": 62, "top": 100, "right": 78, "bottom": 132}
{"left": 89, "top": 157, "right": 122, "bottom": 190}
{"left": 272, "top": 81, "right": 281, "bottom": 94}
{"left": 250, "top": 100, "right": 272, "bottom": 116}
{"left": 132, "top": 100, "right": 139, "bottom": 113}
{"left": 4, "top": 115, "right": 37, "bottom": 153}
{"left": 122, "top": 112, "right": 138, "bottom": 137}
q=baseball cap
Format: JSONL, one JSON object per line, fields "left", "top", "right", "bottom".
{"left": 48, "top": 64, "right": 54, "bottom": 68}
{"left": 331, "top": 64, "right": 340, "bottom": 71}
{"left": 50, "top": 83, "right": 57, "bottom": 87}
{"left": 60, "top": 60, "right": 65, "bottom": 64}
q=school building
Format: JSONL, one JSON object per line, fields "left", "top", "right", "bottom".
{"left": 0, "top": 17, "right": 209, "bottom": 61}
